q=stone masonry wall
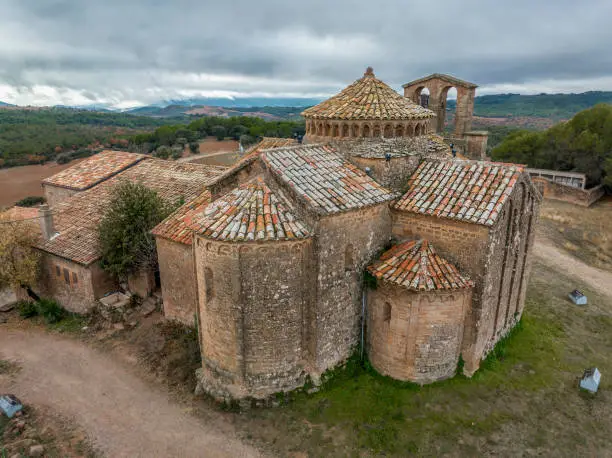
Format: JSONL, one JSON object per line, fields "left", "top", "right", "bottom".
{"left": 532, "top": 177, "right": 605, "bottom": 207}
{"left": 349, "top": 155, "right": 421, "bottom": 192}
{"left": 367, "top": 283, "right": 471, "bottom": 383}
{"left": 42, "top": 184, "right": 78, "bottom": 208}
{"left": 194, "top": 236, "right": 314, "bottom": 399}
{"left": 313, "top": 203, "right": 392, "bottom": 374}
{"left": 156, "top": 237, "right": 198, "bottom": 326}
{"left": 36, "top": 252, "right": 116, "bottom": 313}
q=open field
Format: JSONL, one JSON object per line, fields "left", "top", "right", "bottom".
{"left": 537, "top": 196, "right": 612, "bottom": 271}
{"left": 0, "top": 159, "right": 85, "bottom": 208}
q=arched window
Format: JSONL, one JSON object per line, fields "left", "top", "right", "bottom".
{"left": 362, "top": 125, "right": 371, "bottom": 138}
{"left": 383, "top": 124, "right": 393, "bottom": 138}
{"left": 342, "top": 124, "right": 349, "bottom": 138}
{"left": 395, "top": 125, "right": 404, "bottom": 137}
{"left": 351, "top": 124, "right": 359, "bottom": 137}
{"left": 415, "top": 124, "right": 421, "bottom": 136}
{"left": 204, "top": 267, "right": 214, "bottom": 303}
{"left": 383, "top": 302, "right": 392, "bottom": 323}
{"left": 344, "top": 244, "right": 354, "bottom": 271}
{"left": 373, "top": 124, "right": 381, "bottom": 138}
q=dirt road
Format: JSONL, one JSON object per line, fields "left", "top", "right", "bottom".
{"left": 0, "top": 328, "right": 260, "bottom": 458}
{"left": 534, "top": 238, "right": 612, "bottom": 299}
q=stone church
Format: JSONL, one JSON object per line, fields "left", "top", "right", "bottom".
{"left": 36, "top": 68, "right": 540, "bottom": 401}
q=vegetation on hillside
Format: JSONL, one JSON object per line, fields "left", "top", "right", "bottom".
{"left": 98, "top": 182, "right": 177, "bottom": 278}
{"left": 0, "top": 108, "right": 168, "bottom": 167}
{"left": 131, "top": 115, "right": 304, "bottom": 156}
{"left": 448, "top": 91, "right": 612, "bottom": 120}
{"left": 492, "top": 104, "right": 612, "bottom": 186}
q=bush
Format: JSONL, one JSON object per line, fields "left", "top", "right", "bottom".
{"left": 56, "top": 153, "right": 72, "bottom": 164}
{"left": 15, "top": 196, "right": 45, "bottom": 207}
{"left": 18, "top": 300, "right": 38, "bottom": 318}
{"left": 211, "top": 125, "right": 227, "bottom": 141}
{"left": 189, "top": 142, "right": 200, "bottom": 154}
{"left": 36, "top": 298, "right": 66, "bottom": 324}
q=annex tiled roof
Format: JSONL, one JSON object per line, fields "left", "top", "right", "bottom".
{"left": 402, "top": 73, "right": 478, "bottom": 89}
{"left": 368, "top": 240, "right": 473, "bottom": 291}
{"left": 301, "top": 67, "right": 435, "bottom": 121}
{"left": 394, "top": 160, "right": 524, "bottom": 227}
{"left": 1, "top": 206, "right": 39, "bottom": 221}
{"left": 151, "top": 191, "right": 212, "bottom": 245}
{"left": 190, "top": 178, "right": 310, "bottom": 242}
{"left": 261, "top": 144, "right": 395, "bottom": 214}
{"left": 36, "top": 159, "right": 226, "bottom": 264}
{"left": 42, "top": 151, "right": 146, "bottom": 190}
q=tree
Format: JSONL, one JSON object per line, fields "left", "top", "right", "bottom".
{"left": 0, "top": 215, "right": 40, "bottom": 291}
{"left": 154, "top": 145, "right": 171, "bottom": 159}
{"left": 189, "top": 142, "right": 200, "bottom": 154}
{"left": 239, "top": 134, "right": 256, "bottom": 147}
{"left": 97, "top": 182, "right": 176, "bottom": 279}
{"left": 211, "top": 125, "right": 227, "bottom": 141}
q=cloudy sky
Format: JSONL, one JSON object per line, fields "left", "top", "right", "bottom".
{"left": 2, "top": 0, "right": 612, "bottom": 108}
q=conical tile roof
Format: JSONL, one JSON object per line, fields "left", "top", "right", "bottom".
{"left": 189, "top": 178, "right": 310, "bottom": 242}
{"left": 367, "top": 240, "right": 473, "bottom": 291}
{"left": 302, "top": 67, "right": 435, "bottom": 121}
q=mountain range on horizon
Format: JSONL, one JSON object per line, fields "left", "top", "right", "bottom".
{"left": 1, "top": 91, "right": 612, "bottom": 122}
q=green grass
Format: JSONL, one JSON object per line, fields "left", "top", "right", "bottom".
{"left": 239, "top": 261, "right": 612, "bottom": 456}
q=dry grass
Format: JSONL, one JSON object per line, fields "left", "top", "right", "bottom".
{"left": 537, "top": 196, "right": 612, "bottom": 270}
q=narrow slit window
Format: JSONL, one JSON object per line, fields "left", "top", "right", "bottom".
{"left": 204, "top": 268, "right": 214, "bottom": 303}
{"left": 72, "top": 272, "right": 78, "bottom": 285}
{"left": 55, "top": 265, "right": 61, "bottom": 277}
{"left": 383, "top": 302, "right": 392, "bottom": 323}
{"left": 63, "top": 268, "right": 70, "bottom": 285}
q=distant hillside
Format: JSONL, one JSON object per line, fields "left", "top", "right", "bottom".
{"left": 0, "top": 107, "right": 169, "bottom": 167}
{"left": 448, "top": 91, "right": 612, "bottom": 121}
{"left": 126, "top": 104, "right": 308, "bottom": 120}
{"left": 0, "top": 101, "right": 16, "bottom": 107}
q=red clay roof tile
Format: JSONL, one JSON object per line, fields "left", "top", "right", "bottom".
{"left": 368, "top": 239, "right": 473, "bottom": 291}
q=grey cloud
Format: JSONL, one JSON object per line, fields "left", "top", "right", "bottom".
{"left": 1, "top": 0, "right": 612, "bottom": 106}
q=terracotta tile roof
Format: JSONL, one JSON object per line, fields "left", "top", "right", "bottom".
{"left": 151, "top": 191, "right": 212, "bottom": 245}
{"left": 261, "top": 144, "right": 395, "bottom": 214}
{"left": 190, "top": 178, "right": 310, "bottom": 242}
{"left": 368, "top": 239, "right": 473, "bottom": 291}
{"left": 36, "top": 159, "right": 226, "bottom": 264}
{"left": 42, "top": 150, "right": 146, "bottom": 190}
{"left": 301, "top": 67, "right": 435, "bottom": 121}
{"left": 394, "top": 160, "right": 524, "bottom": 227}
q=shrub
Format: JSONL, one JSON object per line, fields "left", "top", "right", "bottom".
{"left": 15, "top": 196, "right": 46, "bottom": 207}
{"left": 18, "top": 300, "right": 38, "bottom": 318}
{"left": 36, "top": 298, "right": 66, "bottom": 324}
{"left": 56, "top": 153, "right": 72, "bottom": 164}
{"left": 189, "top": 142, "right": 200, "bottom": 154}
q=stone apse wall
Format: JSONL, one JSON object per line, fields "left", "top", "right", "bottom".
{"left": 194, "top": 236, "right": 314, "bottom": 400}
{"left": 367, "top": 284, "right": 472, "bottom": 383}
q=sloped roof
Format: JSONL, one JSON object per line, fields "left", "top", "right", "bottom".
{"left": 1, "top": 206, "right": 39, "bottom": 221}
{"left": 151, "top": 191, "right": 212, "bottom": 245}
{"left": 261, "top": 144, "right": 395, "bottom": 215}
{"left": 42, "top": 151, "right": 146, "bottom": 191}
{"left": 36, "top": 159, "right": 226, "bottom": 264}
{"left": 368, "top": 239, "right": 473, "bottom": 291}
{"left": 301, "top": 67, "right": 435, "bottom": 121}
{"left": 189, "top": 178, "right": 310, "bottom": 242}
{"left": 394, "top": 160, "right": 525, "bottom": 227}
{"left": 402, "top": 73, "right": 478, "bottom": 89}
{"left": 336, "top": 134, "right": 451, "bottom": 159}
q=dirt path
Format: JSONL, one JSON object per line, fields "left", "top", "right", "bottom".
{"left": 534, "top": 238, "right": 612, "bottom": 299}
{"left": 0, "top": 328, "right": 261, "bottom": 458}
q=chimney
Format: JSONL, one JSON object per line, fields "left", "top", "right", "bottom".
{"left": 39, "top": 204, "right": 55, "bottom": 240}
